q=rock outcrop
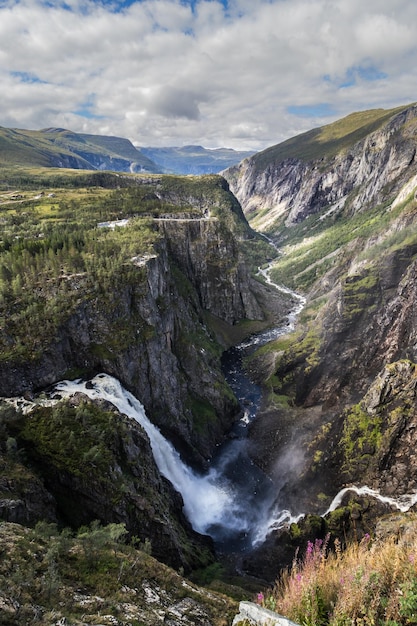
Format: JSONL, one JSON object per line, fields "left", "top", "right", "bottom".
{"left": 221, "top": 103, "right": 417, "bottom": 580}
{"left": 232, "top": 601, "right": 300, "bottom": 626}
{"left": 0, "top": 394, "right": 213, "bottom": 572}
{"left": 224, "top": 104, "right": 417, "bottom": 230}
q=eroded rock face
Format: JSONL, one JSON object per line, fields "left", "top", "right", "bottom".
{"left": 0, "top": 395, "right": 213, "bottom": 572}
{"left": 223, "top": 104, "right": 417, "bottom": 581}
{"left": 300, "top": 251, "right": 417, "bottom": 408}
{"left": 224, "top": 105, "right": 417, "bottom": 230}
{"left": 0, "top": 198, "right": 266, "bottom": 465}
{"left": 158, "top": 218, "right": 263, "bottom": 324}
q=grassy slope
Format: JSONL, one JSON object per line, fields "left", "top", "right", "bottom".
{"left": 0, "top": 520, "right": 241, "bottom": 625}
{"left": 258, "top": 513, "right": 417, "bottom": 626}
{"left": 253, "top": 104, "right": 410, "bottom": 170}
{"left": 0, "top": 126, "right": 159, "bottom": 170}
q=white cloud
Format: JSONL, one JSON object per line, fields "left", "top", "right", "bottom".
{"left": 0, "top": 0, "right": 417, "bottom": 150}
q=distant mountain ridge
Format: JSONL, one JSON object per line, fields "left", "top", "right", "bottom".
{"left": 0, "top": 126, "right": 160, "bottom": 172}
{"left": 139, "top": 144, "right": 254, "bottom": 174}
{"left": 0, "top": 125, "right": 253, "bottom": 175}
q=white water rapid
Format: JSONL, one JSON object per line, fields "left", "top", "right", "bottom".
{"left": 324, "top": 485, "right": 417, "bottom": 516}
{"left": 48, "top": 252, "right": 417, "bottom": 554}
{"left": 54, "top": 374, "right": 242, "bottom": 538}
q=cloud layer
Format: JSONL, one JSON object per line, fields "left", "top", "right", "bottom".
{"left": 1, "top": 0, "right": 417, "bottom": 150}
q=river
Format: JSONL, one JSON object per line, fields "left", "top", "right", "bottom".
{"left": 49, "top": 263, "right": 417, "bottom": 555}
{"left": 53, "top": 267, "right": 306, "bottom": 554}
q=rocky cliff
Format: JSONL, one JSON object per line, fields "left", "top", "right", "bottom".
{"left": 222, "top": 103, "right": 417, "bottom": 580}
{"left": 0, "top": 175, "right": 271, "bottom": 466}
{"left": 224, "top": 103, "right": 417, "bottom": 230}
{"left": 0, "top": 171, "right": 285, "bottom": 573}
{"left": 0, "top": 393, "right": 213, "bottom": 572}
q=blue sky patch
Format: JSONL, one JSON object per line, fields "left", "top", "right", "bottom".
{"left": 72, "top": 99, "right": 104, "bottom": 120}
{"left": 95, "top": 0, "right": 229, "bottom": 13}
{"left": 324, "top": 65, "right": 388, "bottom": 89}
{"left": 287, "top": 103, "right": 336, "bottom": 118}
{"left": 11, "top": 71, "right": 46, "bottom": 84}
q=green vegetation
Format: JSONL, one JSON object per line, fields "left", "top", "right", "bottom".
{"left": 258, "top": 516, "right": 417, "bottom": 626}
{"left": 188, "top": 396, "right": 219, "bottom": 435}
{"left": 0, "top": 125, "right": 159, "bottom": 170}
{"left": 253, "top": 104, "right": 410, "bottom": 170}
{"left": 267, "top": 196, "right": 403, "bottom": 292}
{"left": 0, "top": 397, "right": 157, "bottom": 508}
{"left": 340, "top": 269, "right": 380, "bottom": 322}
{"left": 0, "top": 169, "right": 251, "bottom": 365}
{"left": 21, "top": 401, "right": 117, "bottom": 478}
{"left": 341, "top": 404, "right": 383, "bottom": 478}
{"left": 0, "top": 173, "right": 164, "bottom": 362}
{"left": 0, "top": 520, "right": 238, "bottom": 625}
{"left": 249, "top": 326, "right": 322, "bottom": 402}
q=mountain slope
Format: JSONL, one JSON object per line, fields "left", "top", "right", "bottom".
{"left": 139, "top": 144, "right": 254, "bottom": 175}
{"left": 223, "top": 103, "right": 417, "bottom": 579}
{"left": 224, "top": 102, "right": 415, "bottom": 230}
{"left": 0, "top": 126, "right": 160, "bottom": 172}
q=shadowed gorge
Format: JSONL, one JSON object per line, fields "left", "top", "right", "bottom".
{"left": 3, "top": 103, "right": 417, "bottom": 624}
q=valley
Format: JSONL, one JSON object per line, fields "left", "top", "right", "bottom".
{"left": 2, "top": 102, "right": 417, "bottom": 624}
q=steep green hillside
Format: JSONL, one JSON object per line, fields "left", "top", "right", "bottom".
{"left": 253, "top": 103, "right": 409, "bottom": 170}
{"left": 0, "top": 126, "right": 160, "bottom": 172}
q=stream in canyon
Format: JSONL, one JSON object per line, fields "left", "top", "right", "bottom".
{"left": 54, "top": 270, "right": 307, "bottom": 554}
{"left": 50, "top": 261, "right": 417, "bottom": 556}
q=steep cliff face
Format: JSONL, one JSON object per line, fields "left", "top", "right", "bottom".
{"left": 158, "top": 218, "right": 263, "bottom": 324}
{"left": 222, "top": 104, "right": 417, "bottom": 580}
{"left": 0, "top": 175, "right": 269, "bottom": 466}
{"left": 0, "top": 171, "right": 278, "bottom": 571}
{"left": 0, "top": 394, "right": 213, "bottom": 572}
{"left": 224, "top": 104, "right": 417, "bottom": 230}
{"left": 224, "top": 104, "right": 417, "bottom": 414}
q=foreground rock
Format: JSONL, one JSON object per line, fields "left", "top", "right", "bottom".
{"left": 0, "top": 521, "right": 240, "bottom": 626}
{"left": 232, "top": 601, "right": 300, "bottom": 626}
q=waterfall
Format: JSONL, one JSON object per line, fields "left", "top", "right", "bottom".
{"left": 54, "top": 374, "right": 258, "bottom": 545}
{"left": 48, "top": 252, "right": 310, "bottom": 550}
{"left": 50, "top": 255, "right": 417, "bottom": 552}
{"left": 324, "top": 485, "right": 417, "bottom": 516}
{"left": 51, "top": 368, "right": 417, "bottom": 551}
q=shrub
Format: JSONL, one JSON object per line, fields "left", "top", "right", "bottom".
{"left": 261, "top": 517, "right": 417, "bottom": 626}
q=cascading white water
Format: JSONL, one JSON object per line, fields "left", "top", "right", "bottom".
{"left": 324, "top": 485, "right": 417, "bottom": 516}
{"left": 49, "top": 253, "right": 417, "bottom": 552}
{"left": 54, "top": 374, "right": 250, "bottom": 540}
{"left": 48, "top": 253, "right": 309, "bottom": 551}
{"left": 52, "top": 374, "right": 417, "bottom": 550}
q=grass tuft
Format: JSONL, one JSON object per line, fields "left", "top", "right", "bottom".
{"left": 256, "top": 515, "right": 417, "bottom": 626}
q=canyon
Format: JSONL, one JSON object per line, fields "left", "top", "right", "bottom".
{"left": 2, "top": 102, "right": 417, "bottom": 622}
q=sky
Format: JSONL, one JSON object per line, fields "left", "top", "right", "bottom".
{"left": 1, "top": 0, "right": 417, "bottom": 151}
